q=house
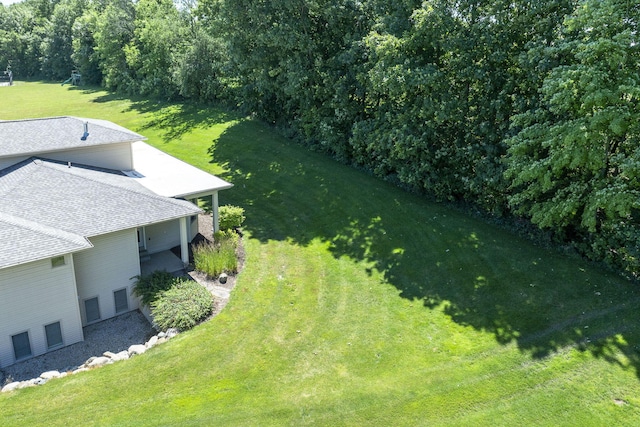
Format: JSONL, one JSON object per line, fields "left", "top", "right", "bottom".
{"left": 0, "top": 116, "right": 232, "bottom": 368}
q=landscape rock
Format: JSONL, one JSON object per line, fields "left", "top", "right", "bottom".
{"left": 88, "top": 356, "right": 112, "bottom": 368}
{"left": 40, "top": 370, "right": 61, "bottom": 380}
{"left": 16, "top": 381, "right": 33, "bottom": 389}
{"left": 165, "top": 328, "right": 179, "bottom": 339}
{"left": 1, "top": 381, "right": 21, "bottom": 392}
{"left": 128, "top": 344, "right": 147, "bottom": 356}
{"left": 103, "top": 351, "right": 117, "bottom": 359}
{"left": 146, "top": 335, "right": 158, "bottom": 348}
{"left": 111, "top": 351, "right": 130, "bottom": 362}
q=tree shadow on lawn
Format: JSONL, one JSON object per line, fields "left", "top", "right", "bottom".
{"left": 89, "top": 91, "right": 236, "bottom": 141}
{"left": 211, "top": 120, "right": 640, "bottom": 378}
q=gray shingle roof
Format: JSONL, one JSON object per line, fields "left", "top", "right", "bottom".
{"left": 0, "top": 213, "right": 92, "bottom": 269}
{"left": 0, "top": 158, "right": 202, "bottom": 269}
{"left": 0, "top": 116, "right": 145, "bottom": 158}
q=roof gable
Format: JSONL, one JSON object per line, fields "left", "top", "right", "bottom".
{"left": 0, "top": 213, "right": 92, "bottom": 269}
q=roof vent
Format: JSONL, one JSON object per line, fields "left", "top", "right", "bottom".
{"left": 81, "top": 121, "right": 89, "bottom": 141}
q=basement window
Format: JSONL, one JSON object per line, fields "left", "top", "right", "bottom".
{"left": 84, "top": 297, "right": 101, "bottom": 324}
{"left": 45, "top": 322, "right": 63, "bottom": 349}
{"left": 114, "top": 288, "right": 129, "bottom": 314}
{"left": 12, "top": 331, "right": 32, "bottom": 361}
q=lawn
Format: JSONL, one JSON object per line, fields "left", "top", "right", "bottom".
{"left": 1, "top": 81, "right": 640, "bottom": 425}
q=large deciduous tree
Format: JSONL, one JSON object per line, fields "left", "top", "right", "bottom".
{"left": 94, "top": 0, "right": 136, "bottom": 92}
{"left": 41, "top": 0, "right": 87, "bottom": 80}
{"left": 71, "top": 7, "right": 102, "bottom": 85}
{"left": 128, "top": 0, "right": 186, "bottom": 99}
{"left": 505, "top": 0, "right": 640, "bottom": 274}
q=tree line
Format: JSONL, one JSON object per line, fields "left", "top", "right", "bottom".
{"left": 1, "top": 0, "right": 638, "bottom": 278}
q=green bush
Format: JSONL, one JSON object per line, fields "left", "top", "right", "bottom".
{"left": 219, "top": 205, "right": 245, "bottom": 230}
{"left": 132, "top": 271, "right": 176, "bottom": 306}
{"left": 193, "top": 231, "right": 239, "bottom": 277}
{"left": 151, "top": 279, "right": 213, "bottom": 331}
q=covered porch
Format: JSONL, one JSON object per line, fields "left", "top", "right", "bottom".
{"left": 127, "top": 141, "right": 233, "bottom": 235}
{"left": 140, "top": 250, "right": 185, "bottom": 276}
{"left": 138, "top": 213, "right": 214, "bottom": 276}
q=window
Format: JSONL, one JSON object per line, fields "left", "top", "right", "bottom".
{"left": 51, "top": 255, "right": 66, "bottom": 268}
{"left": 114, "top": 288, "right": 129, "bottom": 314}
{"left": 84, "top": 297, "right": 101, "bottom": 323}
{"left": 45, "top": 322, "right": 63, "bottom": 349}
{"left": 12, "top": 332, "right": 32, "bottom": 360}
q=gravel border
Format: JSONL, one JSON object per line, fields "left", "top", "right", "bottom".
{"left": 1, "top": 311, "right": 154, "bottom": 385}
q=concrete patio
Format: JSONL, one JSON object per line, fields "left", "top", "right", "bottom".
{"left": 140, "top": 250, "right": 185, "bottom": 276}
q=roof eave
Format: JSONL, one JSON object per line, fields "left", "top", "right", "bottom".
{"left": 0, "top": 244, "right": 93, "bottom": 271}
{"left": 173, "top": 183, "right": 235, "bottom": 200}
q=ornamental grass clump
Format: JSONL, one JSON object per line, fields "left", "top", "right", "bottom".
{"left": 151, "top": 279, "right": 213, "bottom": 331}
{"left": 193, "top": 230, "right": 239, "bottom": 277}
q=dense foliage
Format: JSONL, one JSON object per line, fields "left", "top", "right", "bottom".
{"left": 151, "top": 278, "right": 213, "bottom": 331}
{"left": 131, "top": 270, "right": 176, "bottom": 306}
{"left": 133, "top": 271, "right": 214, "bottom": 330}
{"left": 218, "top": 204, "right": 245, "bottom": 231}
{"left": 1, "top": 0, "right": 638, "bottom": 277}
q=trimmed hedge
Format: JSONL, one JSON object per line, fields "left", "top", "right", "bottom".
{"left": 219, "top": 205, "right": 245, "bottom": 231}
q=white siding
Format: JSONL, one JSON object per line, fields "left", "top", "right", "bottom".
{"left": 0, "top": 142, "right": 133, "bottom": 171}
{"left": 190, "top": 215, "right": 199, "bottom": 240}
{"left": 0, "top": 255, "right": 84, "bottom": 368}
{"left": 144, "top": 219, "right": 182, "bottom": 254}
{"left": 44, "top": 142, "right": 133, "bottom": 170}
{"left": 74, "top": 229, "right": 140, "bottom": 325}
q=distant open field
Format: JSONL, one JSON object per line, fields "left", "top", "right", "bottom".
{"left": 1, "top": 82, "right": 640, "bottom": 426}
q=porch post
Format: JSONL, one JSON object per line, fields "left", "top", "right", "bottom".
{"left": 212, "top": 192, "right": 220, "bottom": 233}
{"left": 179, "top": 217, "right": 189, "bottom": 265}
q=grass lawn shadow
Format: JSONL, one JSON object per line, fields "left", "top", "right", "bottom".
{"left": 90, "top": 91, "right": 237, "bottom": 142}
{"left": 212, "top": 119, "right": 640, "bottom": 378}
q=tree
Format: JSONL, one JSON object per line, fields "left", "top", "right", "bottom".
{"left": 129, "top": 0, "right": 186, "bottom": 99}
{"left": 71, "top": 7, "right": 102, "bottom": 84}
{"left": 0, "top": 1, "right": 49, "bottom": 77}
{"left": 41, "top": 0, "right": 87, "bottom": 80}
{"left": 93, "top": 0, "right": 136, "bottom": 91}
{"left": 505, "top": 0, "right": 640, "bottom": 274}
{"left": 217, "top": 0, "right": 373, "bottom": 149}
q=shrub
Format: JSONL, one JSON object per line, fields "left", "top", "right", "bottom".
{"left": 132, "top": 271, "right": 176, "bottom": 306}
{"left": 219, "top": 205, "right": 245, "bottom": 230}
{"left": 151, "top": 279, "right": 213, "bottom": 331}
{"left": 193, "top": 231, "right": 239, "bottom": 277}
